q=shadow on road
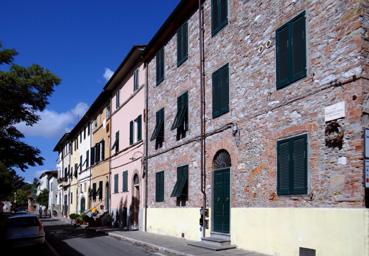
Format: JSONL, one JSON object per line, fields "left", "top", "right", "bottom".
{"left": 44, "top": 222, "right": 108, "bottom": 256}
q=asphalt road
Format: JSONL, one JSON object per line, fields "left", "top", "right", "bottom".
{"left": 42, "top": 219, "right": 157, "bottom": 256}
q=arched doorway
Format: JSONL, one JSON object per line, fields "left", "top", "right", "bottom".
{"left": 80, "top": 197, "right": 86, "bottom": 213}
{"left": 131, "top": 174, "right": 140, "bottom": 229}
{"left": 212, "top": 150, "right": 231, "bottom": 234}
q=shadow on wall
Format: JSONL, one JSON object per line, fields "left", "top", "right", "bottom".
{"left": 112, "top": 196, "right": 140, "bottom": 229}
{"left": 130, "top": 196, "right": 140, "bottom": 228}
{"left": 113, "top": 197, "right": 127, "bottom": 229}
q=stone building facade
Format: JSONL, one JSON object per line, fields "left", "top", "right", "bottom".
{"left": 145, "top": 1, "right": 369, "bottom": 255}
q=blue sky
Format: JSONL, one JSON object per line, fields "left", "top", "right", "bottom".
{"left": 1, "top": 0, "right": 179, "bottom": 183}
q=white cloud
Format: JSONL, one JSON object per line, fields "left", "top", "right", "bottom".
{"left": 103, "top": 67, "right": 114, "bottom": 81}
{"left": 16, "top": 102, "right": 88, "bottom": 139}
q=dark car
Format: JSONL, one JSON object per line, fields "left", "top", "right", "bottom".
{"left": 5, "top": 214, "right": 45, "bottom": 248}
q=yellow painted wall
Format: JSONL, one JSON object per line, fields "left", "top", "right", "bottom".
{"left": 147, "top": 208, "right": 211, "bottom": 241}
{"left": 231, "top": 208, "right": 369, "bottom": 256}
{"left": 69, "top": 184, "right": 78, "bottom": 214}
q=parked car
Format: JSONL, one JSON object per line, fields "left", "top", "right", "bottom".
{"left": 5, "top": 213, "right": 45, "bottom": 248}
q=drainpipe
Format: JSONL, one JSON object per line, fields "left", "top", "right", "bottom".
{"left": 144, "top": 62, "right": 149, "bottom": 232}
{"left": 198, "top": 0, "right": 206, "bottom": 239}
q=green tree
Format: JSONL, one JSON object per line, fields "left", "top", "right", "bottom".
{"left": 0, "top": 42, "right": 60, "bottom": 200}
{"left": 15, "top": 184, "right": 32, "bottom": 207}
{"left": 36, "top": 189, "right": 49, "bottom": 208}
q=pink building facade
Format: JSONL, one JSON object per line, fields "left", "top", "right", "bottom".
{"left": 108, "top": 46, "right": 146, "bottom": 230}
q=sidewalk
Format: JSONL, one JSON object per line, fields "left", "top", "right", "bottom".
{"left": 102, "top": 230, "right": 269, "bottom": 256}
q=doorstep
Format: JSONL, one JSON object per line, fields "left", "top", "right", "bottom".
{"left": 102, "top": 230, "right": 269, "bottom": 256}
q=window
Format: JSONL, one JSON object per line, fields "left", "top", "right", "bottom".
{"left": 151, "top": 108, "right": 164, "bottom": 149}
{"left": 71, "top": 192, "right": 73, "bottom": 204}
{"left": 95, "top": 142, "right": 101, "bottom": 163}
{"left": 171, "top": 165, "right": 188, "bottom": 199}
{"left": 211, "top": 0, "right": 228, "bottom": 36}
{"left": 98, "top": 181, "right": 103, "bottom": 200}
{"left": 80, "top": 155, "right": 83, "bottom": 171}
{"left": 100, "top": 140, "right": 105, "bottom": 160}
{"left": 92, "top": 183, "right": 97, "bottom": 201}
{"left": 156, "top": 171, "right": 165, "bottom": 202}
{"left": 114, "top": 174, "right": 118, "bottom": 193}
{"left": 276, "top": 11, "right": 306, "bottom": 89}
{"left": 277, "top": 134, "right": 307, "bottom": 195}
{"left": 171, "top": 92, "right": 188, "bottom": 140}
{"left": 134, "top": 69, "right": 139, "bottom": 91}
{"left": 177, "top": 21, "right": 188, "bottom": 67}
{"left": 86, "top": 150, "right": 89, "bottom": 168}
{"left": 87, "top": 124, "right": 90, "bottom": 135}
{"left": 90, "top": 147, "right": 95, "bottom": 166}
{"left": 80, "top": 133, "right": 82, "bottom": 143}
{"left": 115, "top": 89, "right": 120, "bottom": 109}
{"left": 74, "top": 163, "right": 78, "bottom": 178}
{"left": 136, "top": 115, "right": 142, "bottom": 142}
{"left": 129, "top": 121, "right": 134, "bottom": 145}
{"left": 122, "top": 171, "right": 128, "bottom": 192}
{"left": 156, "top": 47, "right": 164, "bottom": 85}
{"left": 212, "top": 64, "right": 229, "bottom": 118}
{"left": 84, "top": 127, "right": 86, "bottom": 139}
{"left": 113, "top": 131, "right": 119, "bottom": 153}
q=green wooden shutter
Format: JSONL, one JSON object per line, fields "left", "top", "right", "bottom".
{"left": 291, "top": 13, "right": 306, "bottom": 81}
{"left": 92, "top": 183, "right": 96, "bottom": 201}
{"left": 99, "top": 181, "right": 103, "bottom": 200}
{"left": 178, "top": 165, "right": 188, "bottom": 197}
{"left": 277, "top": 140, "right": 290, "bottom": 195}
{"left": 130, "top": 120, "right": 134, "bottom": 145}
{"left": 114, "top": 174, "right": 118, "bottom": 193}
{"left": 116, "top": 131, "right": 119, "bottom": 152}
{"left": 220, "top": 0, "right": 228, "bottom": 28}
{"left": 177, "top": 25, "right": 182, "bottom": 66}
{"left": 212, "top": 69, "right": 220, "bottom": 117}
{"left": 101, "top": 140, "right": 105, "bottom": 160}
{"left": 86, "top": 150, "right": 89, "bottom": 168}
{"left": 212, "top": 0, "right": 228, "bottom": 36}
{"left": 220, "top": 64, "right": 229, "bottom": 115}
{"left": 123, "top": 171, "right": 128, "bottom": 192}
{"left": 137, "top": 115, "right": 142, "bottom": 141}
{"left": 177, "top": 22, "right": 188, "bottom": 66}
{"left": 183, "top": 92, "right": 188, "bottom": 130}
{"left": 96, "top": 143, "right": 100, "bottom": 163}
{"left": 212, "top": 64, "right": 229, "bottom": 118}
{"left": 276, "top": 25, "right": 290, "bottom": 89}
{"left": 156, "top": 47, "right": 164, "bottom": 85}
{"left": 211, "top": 0, "right": 219, "bottom": 34}
{"left": 156, "top": 171, "right": 164, "bottom": 202}
{"left": 91, "top": 147, "right": 95, "bottom": 166}
{"left": 292, "top": 135, "right": 307, "bottom": 194}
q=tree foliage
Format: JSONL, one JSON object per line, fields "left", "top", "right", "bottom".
{"left": 0, "top": 42, "right": 60, "bottom": 200}
{"left": 36, "top": 189, "right": 49, "bottom": 208}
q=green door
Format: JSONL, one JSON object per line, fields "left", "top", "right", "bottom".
{"left": 213, "top": 168, "right": 230, "bottom": 233}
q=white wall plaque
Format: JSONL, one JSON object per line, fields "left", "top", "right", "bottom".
{"left": 324, "top": 101, "right": 345, "bottom": 122}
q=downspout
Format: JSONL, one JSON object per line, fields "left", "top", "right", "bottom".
{"left": 144, "top": 62, "right": 149, "bottom": 232}
{"left": 198, "top": 0, "right": 206, "bottom": 239}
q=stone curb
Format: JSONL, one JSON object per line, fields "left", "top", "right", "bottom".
{"left": 106, "top": 231, "right": 193, "bottom": 256}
